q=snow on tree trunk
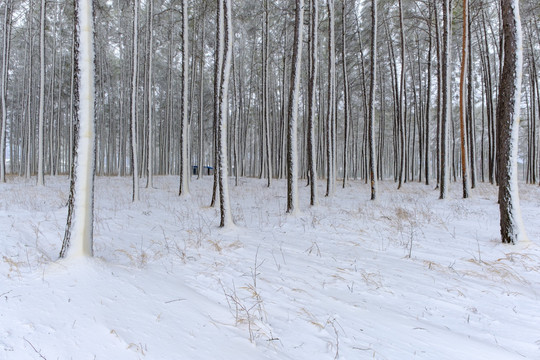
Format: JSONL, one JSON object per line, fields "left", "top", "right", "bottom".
{"left": 146, "top": 0, "right": 154, "bottom": 189}
{"left": 459, "top": 0, "right": 470, "bottom": 199}
{"left": 286, "top": 0, "right": 303, "bottom": 214}
{"left": 398, "top": 0, "right": 407, "bottom": 189}
{"left": 130, "top": 0, "right": 139, "bottom": 201}
{"left": 498, "top": 0, "right": 528, "bottom": 244}
{"left": 211, "top": 0, "right": 224, "bottom": 207}
{"left": 307, "top": 0, "right": 318, "bottom": 206}
{"left": 0, "top": 0, "right": 12, "bottom": 183}
{"left": 218, "top": 0, "right": 233, "bottom": 227}
{"left": 368, "top": 0, "right": 378, "bottom": 200}
{"left": 60, "top": 0, "right": 95, "bottom": 259}
{"left": 37, "top": 0, "right": 46, "bottom": 186}
{"left": 179, "top": 0, "right": 190, "bottom": 196}
{"left": 326, "top": 0, "right": 335, "bottom": 197}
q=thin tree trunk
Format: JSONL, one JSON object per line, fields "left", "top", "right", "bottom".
{"left": 0, "top": 0, "right": 12, "bottom": 183}
{"left": 326, "top": 0, "right": 336, "bottom": 197}
{"left": 211, "top": 0, "right": 224, "bottom": 207}
{"left": 439, "top": 0, "right": 451, "bottom": 199}
{"left": 179, "top": 0, "right": 190, "bottom": 196}
{"left": 368, "top": 0, "right": 377, "bottom": 199}
{"left": 397, "top": 0, "right": 406, "bottom": 189}
{"left": 307, "top": 0, "right": 318, "bottom": 206}
{"left": 130, "top": 0, "right": 139, "bottom": 201}
{"left": 218, "top": 0, "right": 233, "bottom": 227}
{"left": 459, "top": 0, "right": 470, "bottom": 198}
{"left": 342, "top": 0, "right": 350, "bottom": 189}
{"left": 37, "top": 0, "right": 46, "bottom": 186}
{"left": 146, "top": 0, "right": 154, "bottom": 188}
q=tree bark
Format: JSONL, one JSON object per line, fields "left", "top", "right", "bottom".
{"left": 498, "top": 0, "right": 528, "bottom": 244}
{"left": 60, "top": 0, "right": 96, "bottom": 259}
{"left": 308, "top": 0, "right": 319, "bottom": 206}
{"left": 368, "top": 0, "right": 378, "bottom": 199}
{"left": 459, "top": 0, "right": 470, "bottom": 198}
{"left": 218, "top": 0, "right": 233, "bottom": 227}
{"left": 287, "top": 0, "right": 304, "bottom": 214}
{"left": 179, "top": 0, "right": 190, "bottom": 196}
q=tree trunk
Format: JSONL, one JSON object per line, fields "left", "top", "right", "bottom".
{"left": 37, "top": 0, "right": 46, "bottom": 186}
{"left": 397, "top": 0, "right": 406, "bottom": 189}
{"left": 145, "top": 0, "right": 154, "bottom": 188}
{"left": 218, "top": 0, "right": 233, "bottom": 227}
{"left": 179, "top": 0, "right": 190, "bottom": 196}
{"left": 459, "top": 0, "right": 470, "bottom": 198}
{"left": 307, "top": 0, "right": 318, "bottom": 206}
{"left": 60, "top": 0, "right": 96, "bottom": 259}
{"left": 498, "top": 0, "right": 528, "bottom": 244}
{"left": 130, "top": 0, "right": 139, "bottom": 201}
{"left": 439, "top": 0, "right": 451, "bottom": 199}
{"left": 368, "top": 0, "right": 378, "bottom": 199}
{"left": 0, "top": 0, "right": 12, "bottom": 183}
{"left": 287, "top": 0, "right": 304, "bottom": 214}
{"left": 211, "top": 0, "right": 224, "bottom": 207}
{"left": 325, "top": 0, "right": 336, "bottom": 197}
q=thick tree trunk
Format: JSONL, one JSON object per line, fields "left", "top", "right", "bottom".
{"left": 60, "top": 0, "right": 95, "bottom": 259}
{"left": 286, "top": 0, "right": 303, "bottom": 214}
{"left": 498, "top": 0, "right": 528, "bottom": 244}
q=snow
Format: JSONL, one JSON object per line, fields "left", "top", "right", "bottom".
{"left": 1, "top": 176, "right": 540, "bottom": 359}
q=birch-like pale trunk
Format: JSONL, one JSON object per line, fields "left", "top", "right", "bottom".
{"left": 60, "top": 0, "right": 96, "bottom": 259}
{"left": 286, "top": 0, "right": 303, "bottom": 214}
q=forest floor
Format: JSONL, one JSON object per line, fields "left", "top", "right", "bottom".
{"left": 1, "top": 175, "right": 539, "bottom": 359}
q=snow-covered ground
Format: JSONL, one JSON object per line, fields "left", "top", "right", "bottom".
{"left": 1, "top": 175, "right": 539, "bottom": 359}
